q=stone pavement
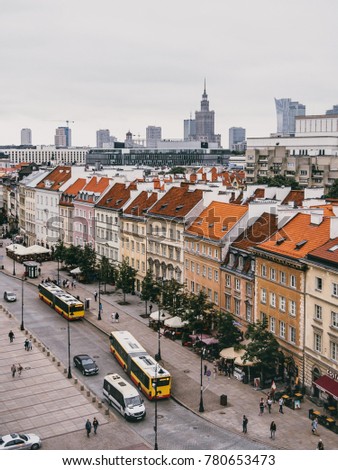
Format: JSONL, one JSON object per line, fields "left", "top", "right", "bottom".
{"left": 1, "top": 249, "right": 337, "bottom": 450}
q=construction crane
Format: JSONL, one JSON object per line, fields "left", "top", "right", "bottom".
{"left": 65, "top": 120, "right": 75, "bottom": 127}
{"left": 47, "top": 120, "right": 75, "bottom": 127}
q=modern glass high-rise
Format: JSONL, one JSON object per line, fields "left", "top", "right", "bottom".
{"left": 326, "top": 105, "right": 338, "bottom": 115}
{"left": 275, "top": 98, "right": 306, "bottom": 136}
{"left": 229, "top": 127, "right": 246, "bottom": 151}
{"left": 96, "top": 129, "right": 111, "bottom": 148}
{"left": 21, "top": 128, "right": 32, "bottom": 146}
{"left": 146, "top": 126, "right": 162, "bottom": 148}
{"left": 55, "top": 127, "right": 72, "bottom": 148}
{"left": 184, "top": 118, "right": 196, "bottom": 141}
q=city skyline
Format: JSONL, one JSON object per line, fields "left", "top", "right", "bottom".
{"left": 0, "top": 1, "right": 337, "bottom": 147}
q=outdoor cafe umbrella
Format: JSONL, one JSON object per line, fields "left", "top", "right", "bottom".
{"left": 164, "top": 316, "right": 188, "bottom": 328}
{"left": 149, "top": 310, "right": 172, "bottom": 321}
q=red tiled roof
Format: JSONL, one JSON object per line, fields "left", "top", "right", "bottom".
{"left": 60, "top": 178, "right": 87, "bottom": 206}
{"left": 232, "top": 213, "right": 278, "bottom": 251}
{"left": 124, "top": 191, "right": 158, "bottom": 217}
{"left": 281, "top": 190, "right": 304, "bottom": 206}
{"left": 307, "top": 237, "right": 338, "bottom": 264}
{"left": 186, "top": 202, "right": 248, "bottom": 241}
{"left": 148, "top": 187, "right": 203, "bottom": 218}
{"left": 74, "top": 176, "right": 111, "bottom": 203}
{"left": 95, "top": 182, "right": 131, "bottom": 210}
{"left": 257, "top": 213, "right": 331, "bottom": 259}
{"left": 36, "top": 166, "right": 72, "bottom": 191}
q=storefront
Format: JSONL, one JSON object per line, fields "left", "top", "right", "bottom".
{"left": 313, "top": 371, "right": 338, "bottom": 415}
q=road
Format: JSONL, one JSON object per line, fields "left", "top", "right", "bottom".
{"left": 2, "top": 273, "right": 270, "bottom": 450}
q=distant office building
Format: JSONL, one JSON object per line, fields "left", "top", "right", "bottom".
{"left": 229, "top": 127, "right": 246, "bottom": 152}
{"left": 274, "top": 98, "right": 306, "bottom": 136}
{"left": 55, "top": 127, "right": 71, "bottom": 148}
{"left": 184, "top": 118, "right": 196, "bottom": 141}
{"left": 96, "top": 129, "right": 111, "bottom": 148}
{"left": 326, "top": 105, "right": 338, "bottom": 115}
{"left": 194, "top": 80, "right": 221, "bottom": 146}
{"left": 21, "top": 128, "right": 32, "bottom": 146}
{"left": 146, "top": 126, "right": 162, "bottom": 148}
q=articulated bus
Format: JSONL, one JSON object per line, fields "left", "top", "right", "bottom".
{"left": 109, "top": 330, "right": 171, "bottom": 400}
{"left": 38, "top": 282, "right": 85, "bottom": 320}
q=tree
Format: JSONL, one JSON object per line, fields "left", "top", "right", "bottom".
{"left": 183, "top": 291, "right": 215, "bottom": 333}
{"left": 160, "top": 279, "right": 187, "bottom": 318}
{"left": 216, "top": 312, "right": 242, "bottom": 350}
{"left": 242, "top": 318, "right": 284, "bottom": 383}
{"left": 78, "top": 245, "right": 97, "bottom": 283}
{"left": 140, "top": 269, "right": 161, "bottom": 315}
{"left": 98, "top": 256, "right": 116, "bottom": 293}
{"left": 54, "top": 240, "right": 67, "bottom": 263}
{"left": 115, "top": 258, "right": 137, "bottom": 304}
{"left": 63, "top": 245, "right": 83, "bottom": 269}
{"left": 327, "top": 179, "right": 338, "bottom": 199}
{"left": 167, "top": 166, "right": 186, "bottom": 175}
{"left": 257, "top": 175, "right": 300, "bottom": 189}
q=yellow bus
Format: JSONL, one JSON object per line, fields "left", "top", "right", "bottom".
{"left": 109, "top": 330, "right": 171, "bottom": 400}
{"left": 38, "top": 282, "right": 84, "bottom": 320}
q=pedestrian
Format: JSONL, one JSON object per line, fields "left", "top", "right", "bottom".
{"left": 206, "top": 369, "right": 211, "bottom": 382}
{"left": 267, "top": 396, "right": 273, "bottom": 413}
{"left": 115, "top": 312, "right": 119, "bottom": 323}
{"left": 18, "top": 363, "right": 23, "bottom": 376}
{"left": 27, "top": 340, "right": 32, "bottom": 351}
{"left": 213, "top": 363, "right": 217, "bottom": 379}
{"left": 270, "top": 420, "right": 276, "bottom": 440}
{"left": 259, "top": 397, "right": 265, "bottom": 415}
{"left": 312, "top": 417, "right": 318, "bottom": 435}
{"left": 93, "top": 417, "right": 99, "bottom": 434}
{"left": 149, "top": 304, "right": 153, "bottom": 315}
{"left": 11, "top": 364, "right": 17, "bottom": 378}
{"left": 38, "top": 267, "right": 41, "bottom": 276}
{"left": 24, "top": 338, "right": 29, "bottom": 351}
{"left": 242, "top": 415, "right": 248, "bottom": 434}
{"left": 73, "top": 280, "right": 77, "bottom": 288}
{"left": 317, "top": 439, "right": 324, "bottom": 450}
{"left": 85, "top": 419, "right": 92, "bottom": 437}
{"left": 94, "top": 291, "right": 98, "bottom": 302}
{"left": 204, "top": 364, "right": 207, "bottom": 376}
{"left": 8, "top": 330, "right": 15, "bottom": 343}
{"left": 278, "top": 397, "right": 284, "bottom": 414}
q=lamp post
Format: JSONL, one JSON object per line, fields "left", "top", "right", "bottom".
{"left": 152, "top": 367, "right": 159, "bottom": 450}
{"left": 57, "top": 255, "right": 60, "bottom": 286}
{"left": 20, "top": 274, "right": 25, "bottom": 331}
{"left": 199, "top": 332, "right": 205, "bottom": 413}
{"left": 12, "top": 239, "right": 16, "bottom": 276}
{"left": 67, "top": 312, "right": 73, "bottom": 379}
{"left": 98, "top": 275, "right": 102, "bottom": 320}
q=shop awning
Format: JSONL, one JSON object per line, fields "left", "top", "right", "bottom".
{"left": 313, "top": 375, "right": 338, "bottom": 400}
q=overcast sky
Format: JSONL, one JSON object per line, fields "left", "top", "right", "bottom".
{"left": 1, "top": 0, "right": 337, "bottom": 147}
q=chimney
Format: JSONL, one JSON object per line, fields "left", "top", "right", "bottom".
{"left": 330, "top": 217, "right": 338, "bottom": 239}
{"left": 310, "top": 210, "right": 324, "bottom": 225}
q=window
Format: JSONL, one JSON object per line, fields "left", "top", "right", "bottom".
{"left": 315, "top": 277, "right": 323, "bottom": 291}
{"left": 314, "top": 333, "right": 322, "bottom": 353}
{"left": 208, "top": 247, "right": 212, "bottom": 256}
{"left": 208, "top": 267, "right": 212, "bottom": 280}
{"left": 331, "top": 311, "right": 338, "bottom": 328}
{"left": 202, "top": 265, "right": 206, "bottom": 277}
{"left": 270, "top": 268, "right": 276, "bottom": 281}
{"left": 261, "top": 288, "right": 267, "bottom": 304}
{"left": 207, "top": 288, "right": 212, "bottom": 300}
{"left": 229, "top": 253, "right": 235, "bottom": 266}
{"left": 185, "top": 259, "right": 189, "bottom": 270}
{"left": 279, "top": 321, "right": 285, "bottom": 339}
{"left": 214, "top": 249, "right": 218, "bottom": 259}
{"left": 191, "top": 281, "right": 195, "bottom": 293}
{"left": 314, "top": 304, "right": 322, "bottom": 321}
{"left": 238, "top": 257, "right": 244, "bottom": 270}
{"left": 330, "top": 342, "right": 338, "bottom": 362}
{"left": 290, "top": 275, "right": 296, "bottom": 289}
{"left": 234, "top": 299, "right": 240, "bottom": 316}
{"left": 214, "top": 270, "right": 218, "bottom": 282}
{"left": 225, "top": 294, "right": 231, "bottom": 311}
{"left": 261, "top": 264, "right": 267, "bottom": 277}
{"left": 246, "top": 283, "right": 252, "bottom": 297}
{"left": 196, "top": 264, "right": 200, "bottom": 275}
{"left": 191, "top": 262, "right": 195, "bottom": 273}
{"left": 235, "top": 278, "right": 240, "bottom": 291}
{"left": 289, "top": 326, "right": 296, "bottom": 344}
{"left": 279, "top": 296, "right": 286, "bottom": 312}
{"left": 270, "top": 293, "right": 276, "bottom": 308}
{"left": 289, "top": 300, "right": 296, "bottom": 317}
{"left": 225, "top": 274, "right": 231, "bottom": 288}
{"left": 214, "top": 292, "right": 219, "bottom": 305}
{"left": 245, "top": 303, "right": 252, "bottom": 322}
{"left": 280, "top": 271, "right": 286, "bottom": 285}
{"left": 270, "top": 317, "right": 275, "bottom": 333}
{"left": 332, "top": 283, "right": 338, "bottom": 297}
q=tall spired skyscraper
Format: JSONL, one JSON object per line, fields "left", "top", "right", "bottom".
{"left": 194, "top": 80, "right": 220, "bottom": 145}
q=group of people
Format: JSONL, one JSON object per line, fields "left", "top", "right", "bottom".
{"left": 85, "top": 417, "right": 99, "bottom": 437}
{"left": 24, "top": 338, "right": 33, "bottom": 351}
{"left": 11, "top": 363, "right": 23, "bottom": 378}
{"left": 111, "top": 312, "right": 119, "bottom": 323}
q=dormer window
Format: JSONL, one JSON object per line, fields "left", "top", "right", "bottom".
{"left": 238, "top": 256, "right": 244, "bottom": 270}
{"left": 160, "top": 203, "right": 168, "bottom": 210}
{"left": 229, "top": 253, "right": 235, "bottom": 267}
{"left": 115, "top": 199, "right": 123, "bottom": 205}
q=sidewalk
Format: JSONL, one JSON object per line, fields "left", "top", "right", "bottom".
{"left": 2, "top": 253, "right": 338, "bottom": 450}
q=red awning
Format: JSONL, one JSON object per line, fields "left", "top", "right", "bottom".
{"left": 313, "top": 375, "right": 338, "bottom": 400}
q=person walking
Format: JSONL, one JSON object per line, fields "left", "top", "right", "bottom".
{"left": 93, "top": 417, "right": 99, "bottom": 434}
{"left": 27, "top": 340, "right": 32, "bottom": 351}
{"left": 115, "top": 312, "right": 119, "bottom": 323}
{"left": 317, "top": 439, "right": 324, "bottom": 450}
{"left": 18, "top": 364, "right": 23, "bottom": 376}
{"left": 204, "top": 364, "right": 207, "bottom": 376}
{"left": 267, "top": 396, "right": 273, "bottom": 413}
{"left": 8, "top": 330, "right": 15, "bottom": 343}
{"left": 278, "top": 397, "right": 284, "bottom": 414}
{"left": 11, "top": 364, "right": 17, "bottom": 378}
{"left": 24, "top": 338, "right": 29, "bottom": 351}
{"left": 242, "top": 415, "right": 248, "bottom": 434}
{"left": 270, "top": 421, "right": 277, "bottom": 440}
{"left": 259, "top": 397, "right": 265, "bottom": 416}
{"left": 149, "top": 304, "right": 153, "bottom": 315}
{"left": 94, "top": 291, "right": 98, "bottom": 302}
{"left": 85, "top": 419, "right": 92, "bottom": 437}
{"left": 312, "top": 417, "right": 319, "bottom": 435}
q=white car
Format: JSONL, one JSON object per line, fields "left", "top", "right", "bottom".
{"left": 4, "top": 291, "right": 17, "bottom": 302}
{"left": 0, "top": 433, "right": 41, "bottom": 450}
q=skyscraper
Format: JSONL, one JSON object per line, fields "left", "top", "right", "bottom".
{"left": 96, "top": 129, "right": 111, "bottom": 148}
{"left": 275, "top": 98, "right": 306, "bottom": 136}
{"left": 194, "top": 80, "right": 221, "bottom": 145}
{"left": 146, "top": 126, "right": 162, "bottom": 148}
{"left": 326, "top": 105, "right": 338, "bottom": 115}
{"left": 184, "top": 117, "right": 196, "bottom": 141}
{"left": 229, "top": 127, "right": 246, "bottom": 151}
{"left": 21, "top": 128, "right": 32, "bottom": 146}
{"left": 55, "top": 127, "right": 72, "bottom": 148}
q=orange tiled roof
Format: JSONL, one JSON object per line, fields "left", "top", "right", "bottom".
{"left": 148, "top": 187, "right": 203, "bottom": 218}
{"left": 307, "top": 237, "right": 338, "bottom": 264}
{"left": 186, "top": 202, "right": 248, "bottom": 241}
{"left": 232, "top": 213, "right": 278, "bottom": 251}
{"left": 309, "top": 204, "right": 335, "bottom": 217}
{"left": 60, "top": 178, "right": 87, "bottom": 206}
{"left": 281, "top": 190, "right": 304, "bottom": 207}
{"left": 95, "top": 182, "right": 131, "bottom": 210}
{"left": 124, "top": 191, "right": 158, "bottom": 217}
{"left": 74, "top": 176, "right": 111, "bottom": 203}
{"left": 257, "top": 213, "right": 331, "bottom": 259}
{"left": 36, "top": 166, "right": 72, "bottom": 191}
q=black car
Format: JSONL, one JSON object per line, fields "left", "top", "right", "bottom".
{"left": 73, "top": 354, "right": 99, "bottom": 376}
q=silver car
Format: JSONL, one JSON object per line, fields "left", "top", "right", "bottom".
{"left": 0, "top": 433, "right": 41, "bottom": 450}
{"left": 4, "top": 291, "right": 17, "bottom": 302}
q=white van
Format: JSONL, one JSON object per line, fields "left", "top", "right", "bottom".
{"left": 103, "top": 373, "right": 146, "bottom": 421}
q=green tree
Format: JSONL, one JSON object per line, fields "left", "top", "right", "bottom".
{"left": 256, "top": 175, "right": 300, "bottom": 189}
{"left": 78, "top": 245, "right": 97, "bottom": 283}
{"left": 54, "top": 240, "right": 67, "bottom": 263}
{"left": 183, "top": 291, "right": 215, "bottom": 333}
{"left": 63, "top": 245, "right": 83, "bottom": 269}
{"left": 216, "top": 312, "right": 242, "bottom": 350}
{"left": 115, "top": 258, "right": 137, "bottom": 303}
{"left": 140, "top": 269, "right": 161, "bottom": 315}
{"left": 167, "top": 166, "right": 186, "bottom": 175}
{"left": 243, "top": 319, "right": 284, "bottom": 383}
{"left": 161, "top": 279, "right": 188, "bottom": 318}
{"left": 327, "top": 179, "right": 338, "bottom": 198}
{"left": 98, "top": 256, "right": 116, "bottom": 293}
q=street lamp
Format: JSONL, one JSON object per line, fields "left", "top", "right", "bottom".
{"left": 20, "top": 274, "right": 25, "bottom": 331}
{"left": 67, "top": 312, "right": 73, "bottom": 379}
{"left": 199, "top": 333, "right": 205, "bottom": 413}
{"left": 152, "top": 366, "right": 159, "bottom": 450}
{"left": 12, "top": 239, "right": 16, "bottom": 276}
{"left": 98, "top": 275, "right": 102, "bottom": 320}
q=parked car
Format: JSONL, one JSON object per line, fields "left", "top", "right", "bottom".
{"left": 4, "top": 291, "right": 17, "bottom": 302}
{"left": 73, "top": 354, "right": 99, "bottom": 376}
{"left": 0, "top": 433, "right": 41, "bottom": 450}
